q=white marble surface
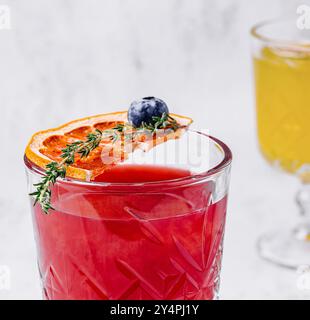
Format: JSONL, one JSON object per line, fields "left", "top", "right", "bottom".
{"left": 0, "top": 0, "right": 309, "bottom": 299}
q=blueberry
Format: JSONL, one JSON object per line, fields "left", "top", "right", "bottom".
{"left": 128, "top": 97, "right": 169, "bottom": 127}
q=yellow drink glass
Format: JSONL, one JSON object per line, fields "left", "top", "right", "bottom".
{"left": 252, "top": 18, "right": 310, "bottom": 268}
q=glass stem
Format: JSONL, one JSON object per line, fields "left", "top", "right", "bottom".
{"left": 295, "top": 183, "right": 310, "bottom": 240}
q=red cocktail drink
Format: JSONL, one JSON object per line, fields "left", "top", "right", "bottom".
{"left": 26, "top": 131, "right": 230, "bottom": 299}
{"left": 27, "top": 163, "right": 228, "bottom": 300}
{"left": 24, "top": 107, "right": 231, "bottom": 300}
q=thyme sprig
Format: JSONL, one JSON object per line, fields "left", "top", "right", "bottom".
{"left": 30, "top": 114, "right": 181, "bottom": 214}
{"left": 115, "top": 113, "right": 180, "bottom": 136}
{"left": 30, "top": 129, "right": 103, "bottom": 214}
{"left": 142, "top": 112, "right": 179, "bottom": 132}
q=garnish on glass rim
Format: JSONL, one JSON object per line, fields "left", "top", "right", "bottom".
{"left": 27, "top": 97, "right": 192, "bottom": 214}
{"left": 29, "top": 129, "right": 104, "bottom": 213}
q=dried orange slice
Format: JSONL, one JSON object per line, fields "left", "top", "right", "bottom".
{"left": 25, "top": 111, "right": 193, "bottom": 180}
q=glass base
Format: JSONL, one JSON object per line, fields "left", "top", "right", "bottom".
{"left": 257, "top": 226, "right": 310, "bottom": 269}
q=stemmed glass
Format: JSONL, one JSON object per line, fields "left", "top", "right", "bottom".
{"left": 251, "top": 18, "right": 310, "bottom": 268}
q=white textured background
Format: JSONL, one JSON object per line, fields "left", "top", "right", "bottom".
{"left": 0, "top": 0, "right": 309, "bottom": 299}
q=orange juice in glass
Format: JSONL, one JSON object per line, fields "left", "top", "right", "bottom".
{"left": 252, "top": 18, "right": 310, "bottom": 268}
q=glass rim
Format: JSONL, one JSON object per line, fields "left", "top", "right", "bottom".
{"left": 250, "top": 17, "right": 310, "bottom": 48}
{"left": 24, "top": 130, "right": 232, "bottom": 188}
